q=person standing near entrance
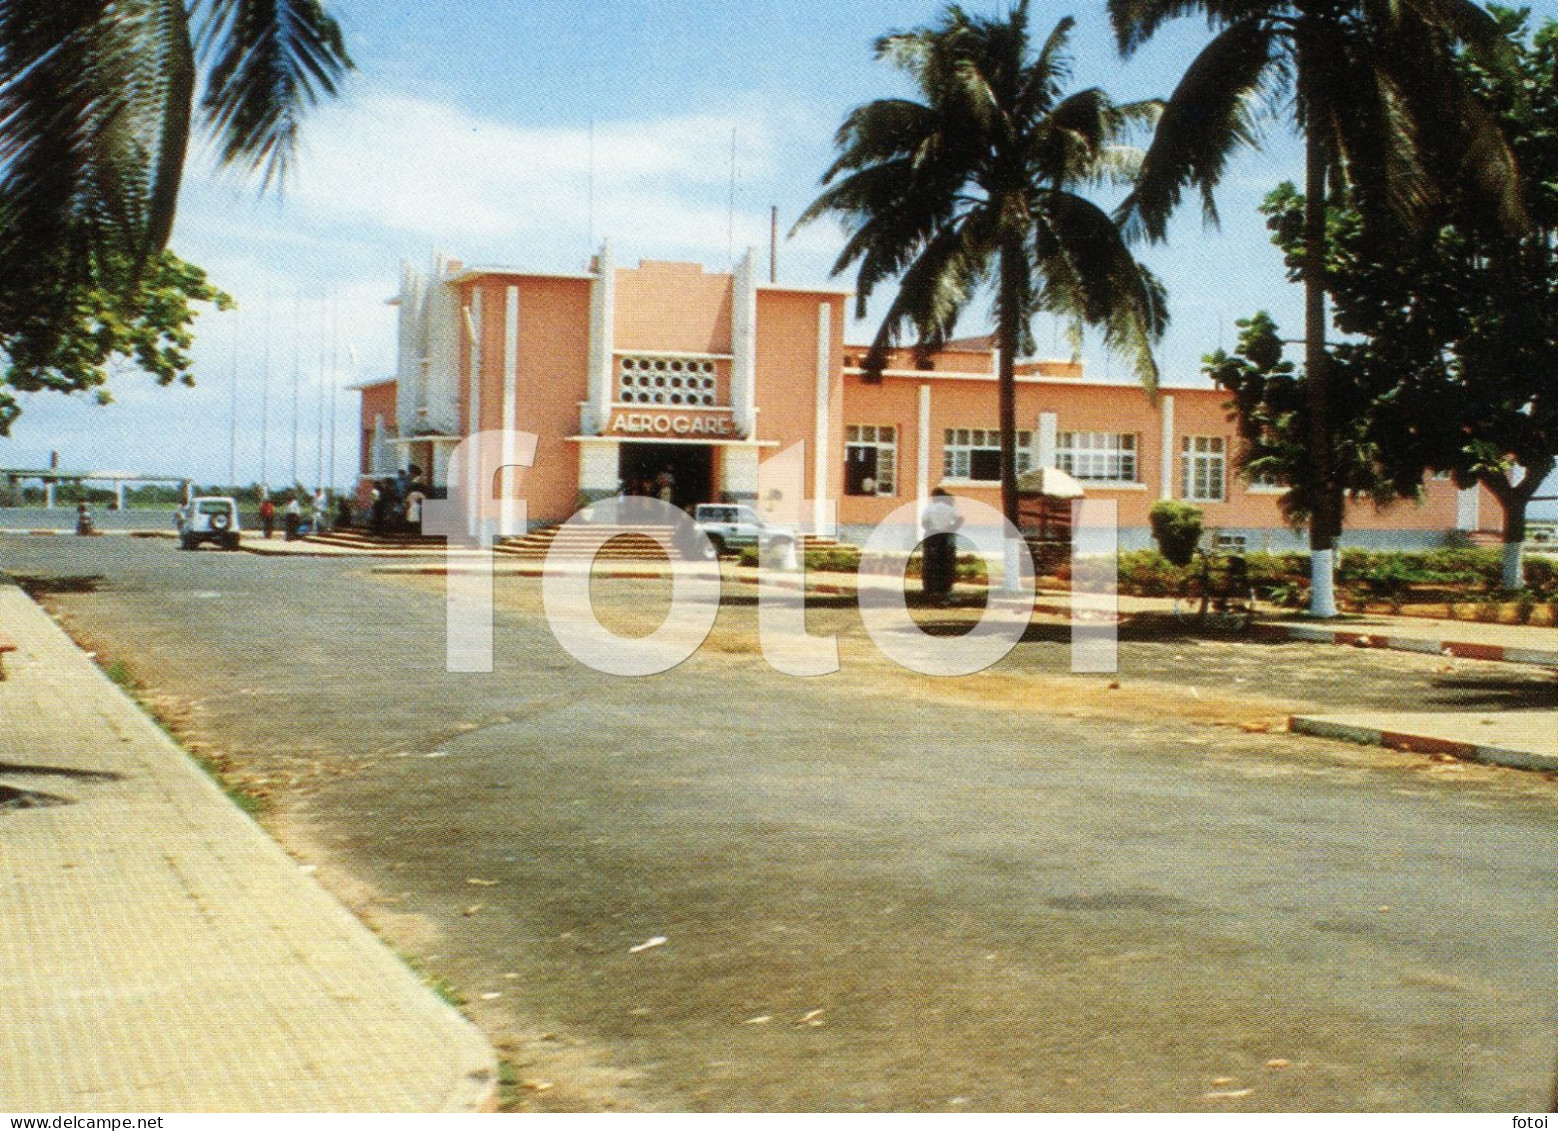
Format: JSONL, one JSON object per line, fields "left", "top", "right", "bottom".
{"left": 921, "top": 488, "right": 963, "bottom": 604}
{"left": 258, "top": 494, "right": 276, "bottom": 539}
{"left": 656, "top": 467, "right": 675, "bottom": 508}
{"left": 311, "top": 488, "right": 330, "bottom": 535}
{"left": 282, "top": 495, "right": 303, "bottom": 541}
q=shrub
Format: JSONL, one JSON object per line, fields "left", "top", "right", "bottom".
{"left": 1524, "top": 556, "right": 1558, "bottom": 598}
{"left": 1149, "top": 501, "right": 1204, "bottom": 567}
{"left": 1117, "top": 549, "right": 1186, "bottom": 597}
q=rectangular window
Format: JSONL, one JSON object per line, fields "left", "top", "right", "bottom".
{"left": 1182, "top": 436, "right": 1227, "bottom": 502}
{"left": 1057, "top": 431, "right": 1137, "bottom": 483}
{"left": 845, "top": 425, "right": 897, "bottom": 496}
{"left": 943, "top": 429, "right": 1033, "bottom": 483}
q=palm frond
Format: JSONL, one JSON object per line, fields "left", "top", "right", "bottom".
{"left": 193, "top": 0, "right": 352, "bottom": 187}
{"left": 1033, "top": 190, "right": 1168, "bottom": 390}
{"left": 1116, "top": 19, "right": 1282, "bottom": 243}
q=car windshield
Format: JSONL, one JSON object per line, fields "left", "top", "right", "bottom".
{"left": 701, "top": 508, "right": 735, "bottom": 523}
{"left": 196, "top": 501, "right": 231, "bottom": 515}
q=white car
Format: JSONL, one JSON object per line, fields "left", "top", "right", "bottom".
{"left": 177, "top": 496, "right": 242, "bottom": 551}
{"left": 693, "top": 503, "right": 795, "bottom": 559}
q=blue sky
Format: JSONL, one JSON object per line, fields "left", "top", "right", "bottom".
{"left": 4, "top": 0, "right": 1555, "bottom": 514}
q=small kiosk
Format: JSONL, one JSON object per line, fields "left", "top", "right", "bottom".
{"left": 1017, "top": 466, "right": 1084, "bottom": 573}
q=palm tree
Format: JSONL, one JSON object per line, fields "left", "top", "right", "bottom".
{"left": 1107, "top": 0, "right": 1524, "bottom": 617}
{"left": 795, "top": 2, "right": 1168, "bottom": 545}
{"left": 0, "top": 0, "right": 352, "bottom": 336}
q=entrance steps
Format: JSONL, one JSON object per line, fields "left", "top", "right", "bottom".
{"left": 303, "top": 529, "right": 448, "bottom": 551}
{"left": 493, "top": 524, "right": 847, "bottom": 562}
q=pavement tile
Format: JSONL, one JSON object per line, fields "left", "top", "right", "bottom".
{"left": 0, "top": 582, "right": 497, "bottom": 1113}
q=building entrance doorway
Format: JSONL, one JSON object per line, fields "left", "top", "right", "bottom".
{"left": 619, "top": 443, "right": 714, "bottom": 514}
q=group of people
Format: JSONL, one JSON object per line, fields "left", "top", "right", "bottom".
{"left": 613, "top": 467, "right": 677, "bottom": 521}
{"left": 257, "top": 489, "right": 331, "bottom": 541}
{"left": 367, "top": 465, "right": 429, "bottom": 536}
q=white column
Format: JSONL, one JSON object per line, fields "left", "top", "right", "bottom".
{"left": 467, "top": 288, "right": 483, "bottom": 434}
{"left": 465, "top": 290, "right": 484, "bottom": 537}
{"left": 500, "top": 285, "right": 520, "bottom": 536}
{"left": 44, "top": 481, "right": 54, "bottom": 509}
{"left": 586, "top": 240, "right": 616, "bottom": 435}
{"left": 1159, "top": 394, "right": 1176, "bottom": 500}
{"left": 916, "top": 384, "right": 932, "bottom": 515}
{"left": 578, "top": 442, "right": 620, "bottom": 502}
{"left": 731, "top": 249, "right": 758, "bottom": 437}
{"left": 1457, "top": 486, "right": 1481, "bottom": 532}
{"left": 722, "top": 446, "right": 760, "bottom": 504}
{"left": 1037, "top": 411, "right": 1058, "bottom": 468}
{"left": 813, "top": 303, "right": 832, "bottom": 533}
{"left": 114, "top": 481, "right": 125, "bottom": 509}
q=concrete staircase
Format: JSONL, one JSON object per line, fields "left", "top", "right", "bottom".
{"left": 303, "top": 528, "right": 449, "bottom": 552}
{"left": 493, "top": 525, "right": 676, "bottom": 562}
{"left": 492, "top": 524, "right": 848, "bottom": 562}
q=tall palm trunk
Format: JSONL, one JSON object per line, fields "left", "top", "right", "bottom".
{"left": 1302, "top": 88, "right": 1340, "bottom": 617}
{"left": 998, "top": 238, "right": 1022, "bottom": 528}
{"left": 997, "top": 237, "right": 1025, "bottom": 593}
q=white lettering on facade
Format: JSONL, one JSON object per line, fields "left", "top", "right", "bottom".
{"left": 608, "top": 411, "right": 736, "bottom": 438}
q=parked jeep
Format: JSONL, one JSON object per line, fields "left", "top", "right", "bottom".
{"left": 177, "top": 496, "right": 242, "bottom": 551}
{"left": 692, "top": 503, "right": 795, "bottom": 560}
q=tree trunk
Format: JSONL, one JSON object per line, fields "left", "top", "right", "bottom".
{"left": 997, "top": 241, "right": 1021, "bottom": 530}
{"left": 997, "top": 239, "right": 1024, "bottom": 595}
{"left": 1302, "top": 127, "right": 1339, "bottom": 618}
{"left": 1489, "top": 468, "right": 1546, "bottom": 591}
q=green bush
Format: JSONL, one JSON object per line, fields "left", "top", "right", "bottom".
{"left": 1149, "top": 501, "right": 1204, "bottom": 567}
{"left": 1523, "top": 555, "right": 1558, "bottom": 598}
{"left": 1117, "top": 549, "right": 1187, "bottom": 597}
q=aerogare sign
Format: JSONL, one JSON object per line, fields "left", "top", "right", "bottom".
{"left": 607, "top": 408, "right": 739, "bottom": 439}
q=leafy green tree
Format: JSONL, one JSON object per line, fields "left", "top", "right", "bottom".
{"left": 796, "top": 2, "right": 1168, "bottom": 539}
{"left": 1242, "top": 8, "right": 1558, "bottom": 590}
{"left": 0, "top": 248, "right": 233, "bottom": 434}
{"left": 1108, "top": 0, "right": 1525, "bottom": 616}
{"left": 0, "top": 0, "right": 350, "bottom": 383}
{"left": 1204, "top": 308, "right": 1401, "bottom": 542}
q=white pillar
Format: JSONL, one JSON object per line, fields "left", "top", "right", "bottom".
{"left": 114, "top": 481, "right": 125, "bottom": 510}
{"left": 722, "top": 446, "right": 760, "bottom": 504}
{"left": 731, "top": 249, "right": 758, "bottom": 438}
{"left": 578, "top": 442, "right": 620, "bottom": 505}
{"left": 1037, "top": 411, "right": 1058, "bottom": 468}
{"left": 44, "top": 481, "right": 54, "bottom": 509}
{"left": 813, "top": 302, "right": 832, "bottom": 533}
{"left": 916, "top": 384, "right": 932, "bottom": 516}
{"left": 1159, "top": 395, "right": 1176, "bottom": 500}
{"left": 500, "top": 285, "right": 520, "bottom": 536}
{"left": 586, "top": 240, "right": 616, "bottom": 435}
{"left": 1457, "top": 486, "right": 1481, "bottom": 532}
{"left": 465, "top": 289, "right": 484, "bottom": 538}
{"left": 467, "top": 288, "right": 483, "bottom": 435}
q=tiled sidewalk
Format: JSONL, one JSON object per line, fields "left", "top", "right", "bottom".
{"left": 0, "top": 583, "right": 496, "bottom": 1112}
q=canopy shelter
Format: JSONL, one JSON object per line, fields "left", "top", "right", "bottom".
{"left": 1, "top": 468, "right": 192, "bottom": 509}
{"left": 1016, "top": 466, "right": 1085, "bottom": 549}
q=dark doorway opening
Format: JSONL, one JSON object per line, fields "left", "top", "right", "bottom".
{"left": 618, "top": 443, "right": 715, "bottom": 515}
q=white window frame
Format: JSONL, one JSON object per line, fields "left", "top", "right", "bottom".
{"left": 845, "top": 424, "right": 898, "bottom": 496}
{"left": 1182, "top": 436, "right": 1227, "bottom": 503}
{"left": 1056, "top": 431, "right": 1137, "bottom": 484}
{"left": 942, "top": 428, "right": 1033, "bottom": 484}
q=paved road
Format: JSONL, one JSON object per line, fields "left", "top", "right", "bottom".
{"left": 4, "top": 534, "right": 1557, "bottom": 1111}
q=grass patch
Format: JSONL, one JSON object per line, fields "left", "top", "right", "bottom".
{"left": 399, "top": 952, "right": 467, "bottom": 1008}
{"left": 89, "top": 650, "right": 269, "bottom": 819}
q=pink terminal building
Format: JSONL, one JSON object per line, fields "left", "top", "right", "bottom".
{"left": 357, "top": 248, "right": 1494, "bottom": 550}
